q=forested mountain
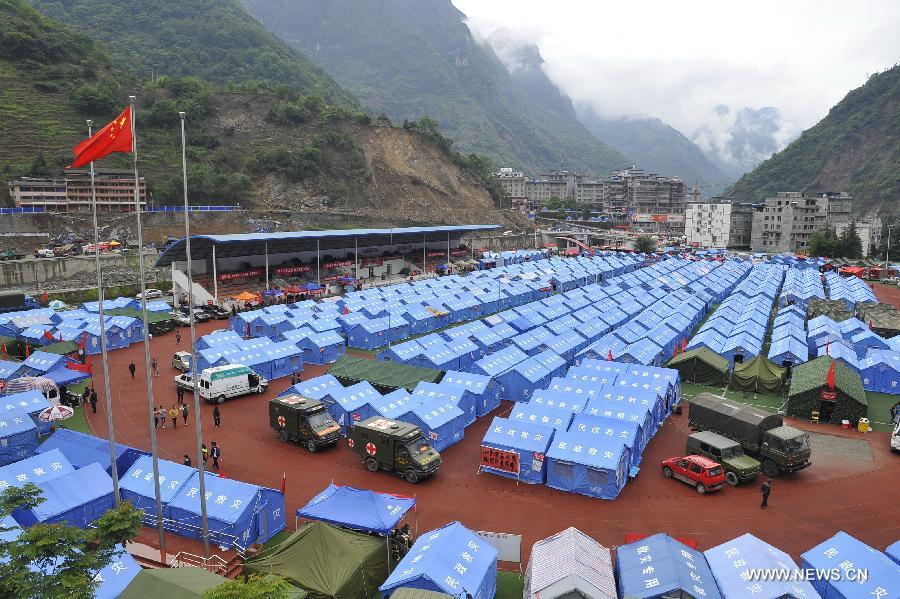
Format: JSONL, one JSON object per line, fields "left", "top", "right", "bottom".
{"left": 727, "top": 65, "right": 900, "bottom": 216}
{"left": 240, "top": 0, "right": 629, "bottom": 174}
{"left": 27, "top": 0, "right": 355, "bottom": 106}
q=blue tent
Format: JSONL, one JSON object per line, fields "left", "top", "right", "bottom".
{"left": 440, "top": 370, "right": 498, "bottom": 418}
{"left": 859, "top": 352, "right": 900, "bottom": 394}
{"left": 570, "top": 413, "right": 643, "bottom": 468}
{"left": 528, "top": 388, "right": 591, "bottom": 415}
{"left": 619, "top": 338, "right": 665, "bottom": 367}
{"left": 616, "top": 533, "right": 723, "bottom": 599}
{"left": 256, "top": 486, "right": 289, "bottom": 545}
{"left": 544, "top": 329, "right": 587, "bottom": 363}
{"left": 412, "top": 382, "right": 474, "bottom": 426}
{"left": 91, "top": 544, "right": 142, "bottom": 599}
{"left": 0, "top": 359, "right": 22, "bottom": 381}
{"left": 296, "top": 331, "right": 345, "bottom": 365}
{"left": 0, "top": 449, "right": 74, "bottom": 495}
{"left": 512, "top": 329, "right": 547, "bottom": 356}
{"left": 445, "top": 338, "right": 480, "bottom": 370}
{"left": 414, "top": 343, "right": 457, "bottom": 371}
{"left": 278, "top": 374, "right": 344, "bottom": 400}
{"left": 768, "top": 336, "right": 809, "bottom": 367}
{"left": 296, "top": 483, "right": 415, "bottom": 534}
{"left": 325, "top": 382, "right": 380, "bottom": 434}
{"left": 401, "top": 401, "right": 466, "bottom": 452}
{"left": 888, "top": 540, "right": 900, "bottom": 566}
{"left": 197, "top": 329, "right": 246, "bottom": 350}
{"left": 0, "top": 409, "right": 38, "bottom": 466}
{"left": 582, "top": 398, "right": 652, "bottom": 453}
{"left": 599, "top": 384, "right": 665, "bottom": 432}
{"left": 400, "top": 305, "right": 438, "bottom": 335}
{"left": 0, "top": 390, "right": 54, "bottom": 435}
{"left": 37, "top": 428, "right": 148, "bottom": 476}
{"left": 42, "top": 366, "right": 90, "bottom": 388}
{"left": 17, "top": 351, "right": 70, "bottom": 376}
{"left": 376, "top": 339, "right": 424, "bottom": 364}
{"left": 379, "top": 521, "right": 497, "bottom": 599}
{"left": 504, "top": 358, "right": 553, "bottom": 403}
{"left": 480, "top": 416, "right": 554, "bottom": 484}
{"left": 345, "top": 317, "right": 408, "bottom": 349}
{"left": 168, "top": 472, "right": 275, "bottom": 551}
{"left": 119, "top": 456, "right": 197, "bottom": 526}
{"left": 370, "top": 389, "right": 419, "bottom": 420}
{"left": 14, "top": 462, "right": 115, "bottom": 528}
{"left": 706, "top": 533, "right": 819, "bottom": 599}
{"left": 801, "top": 531, "right": 900, "bottom": 599}
{"left": 509, "top": 403, "right": 576, "bottom": 431}
{"left": 471, "top": 326, "right": 507, "bottom": 354}
{"left": 545, "top": 430, "right": 630, "bottom": 500}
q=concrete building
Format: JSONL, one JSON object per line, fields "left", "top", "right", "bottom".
{"left": 685, "top": 198, "right": 755, "bottom": 249}
{"left": 835, "top": 217, "right": 882, "bottom": 257}
{"left": 9, "top": 169, "right": 147, "bottom": 213}
{"left": 751, "top": 192, "right": 854, "bottom": 254}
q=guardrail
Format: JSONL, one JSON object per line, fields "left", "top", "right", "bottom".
{"left": 0, "top": 207, "right": 45, "bottom": 214}
{"left": 169, "top": 551, "right": 229, "bottom": 574}
{"left": 146, "top": 206, "right": 241, "bottom": 213}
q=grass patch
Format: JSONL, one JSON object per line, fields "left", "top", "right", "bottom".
{"left": 496, "top": 570, "right": 524, "bottom": 598}
{"left": 55, "top": 405, "right": 93, "bottom": 435}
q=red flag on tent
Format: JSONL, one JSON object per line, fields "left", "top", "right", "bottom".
{"left": 825, "top": 340, "right": 830, "bottom": 356}
{"left": 607, "top": 350, "right": 613, "bottom": 361}
{"left": 343, "top": 306, "right": 350, "bottom": 315}
{"left": 41, "top": 291, "right": 48, "bottom": 304}
{"left": 280, "top": 472, "right": 286, "bottom": 494}
{"left": 826, "top": 360, "right": 835, "bottom": 390}
{"left": 1, "top": 342, "right": 6, "bottom": 358}
{"left": 682, "top": 337, "right": 687, "bottom": 351}
{"left": 869, "top": 320, "right": 873, "bottom": 330}
{"left": 43, "top": 330, "right": 55, "bottom": 342}
{"left": 673, "top": 345, "right": 678, "bottom": 358}
{"left": 24, "top": 343, "right": 30, "bottom": 358}
{"left": 219, "top": 467, "right": 226, "bottom": 479}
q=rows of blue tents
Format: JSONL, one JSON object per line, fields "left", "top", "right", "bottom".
{"left": 0, "top": 428, "right": 285, "bottom": 553}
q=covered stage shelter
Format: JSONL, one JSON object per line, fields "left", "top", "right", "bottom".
{"left": 295, "top": 483, "right": 415, "bottom": 535}
{"left": 524, "top": 527, "right": 616, "bottom": 599}
{"left": 155, "top": 225, "right": 499, "bottom": 305}
{"left": 787, "top": 357, "right": 868, "bottom": 425}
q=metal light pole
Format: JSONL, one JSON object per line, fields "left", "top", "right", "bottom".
{"left": 885, "top": 224, "right": 895, "bottom": 279}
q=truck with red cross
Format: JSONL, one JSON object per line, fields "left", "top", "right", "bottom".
{"left": 348, "top": 417, "right": 442, "bottom": 484}
{"left": 269, "top": 394, "right": 340, "bottom": 452}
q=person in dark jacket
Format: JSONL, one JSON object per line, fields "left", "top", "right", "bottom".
{"left": 760, "top": 479, "right": 771, "bottom": 508}
{"left": 213, "top": 405, "right": 221, "bottom": 428}
{"left": 89, "top": 388, "right": 98, "bottom": 414}
{"left": 183, "top": 454, "right": 191, "bottom": 467}
{"left": 128, "top": 362, "right": 136, "bottom": 379}
{"left": 81, "top": 387, "right": 90, "bottom": 406}
{"left": 210, "top": 442, "right": 221, "bottom": 469}
{"left": 181, "top": 402, "right": 189, "bottom": 425}
{"left": 177, "top": 386, "right": 185, "bottom": 405}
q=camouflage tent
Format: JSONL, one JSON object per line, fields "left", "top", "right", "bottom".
{"left": 328, "top": 355, "right": 443, "bottom": 392}
{"left": 856, "top": 303, "right": 900, "bottom": 338}
{"left": 806, "top": 299, "right": 853, "bottom": 323}
{"left": 787, "top": 356, "right": 867, "bottom": 424}
{"left": 667, "top": 347, "right": 730, "bottom": 386}
{"left": 729, "top": 355, "right": 787, "bottom": 394}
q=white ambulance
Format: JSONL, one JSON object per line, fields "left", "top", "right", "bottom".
{"left": 197, "top": 364, "right": 268, "bottom": 404}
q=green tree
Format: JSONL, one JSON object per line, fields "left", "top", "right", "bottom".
{"left": 634, "top": 235, "right": 656, "bottom": 253}
{"left": 203, "top": 574, "right": 291, "bottom": 599}
{"left": 28, "top": 152, "right": 49, "bottom": 177}
{"left": 808, "top": 226, "right": 840, "bottom": 257}
{"left": 838, "top": 221, "right": 863, "bottom": 259}
{"left": 351, "top": 111, "right": 372, "bottom": 126}
{"left": 0, "top": 483, "right": 143, "bottom": 599}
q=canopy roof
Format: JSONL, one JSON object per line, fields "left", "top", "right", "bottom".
{"left": 295, "top": 483, "right": 415, "bottom": 535}
{"left": 801, "top": 531, "right": 900, "bottom": 599}
{"left": 329, "top": 355, "right": 443, "bottom": 391}
{"left": 156, "top": 225, "right": 499, "bottom": 266}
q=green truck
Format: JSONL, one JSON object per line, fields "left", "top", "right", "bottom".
{"left": 688, "top": 393, "right": 811, "bottom": 477}
{"left": 269, "top": 394, "right": 341, "bottom": 452}
{"left": 348, "top": 417, "right": 442, "bottom": 484}
{"left": 686, "top": 431, "right": 761, "bottom": 486}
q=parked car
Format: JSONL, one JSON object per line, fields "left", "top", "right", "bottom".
{"left": 172, "top": 351, "right": 192, "bottom": 372}
{"left": 136, "top": 288, "right": 163, "bottom": 300}
{"left": 171, "top": 311, "right": 191, "bottom": 327}
{"left": 661, "top": 455, "right": 726, "bottom": 494}
{"left": 198, "top": 304, "right": 229, "bottom": 320}
{"left": 179, "top": 308, "right": 209, "bottom": 323}
{"left": 686, "top": 431, "right": 761, "bottom": 486}
{"left": 35, "top": 248, "right": 55, "bottom": 258}
{"left": 174, "top": 372, "right": 194, "bottom": 391}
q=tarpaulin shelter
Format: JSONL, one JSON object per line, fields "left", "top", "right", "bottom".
{"left": 119, "top": 456, "right": 196, "bottom": 526}
{"left": 229, "top": 341, "right": 303, "bottom": 380}
{"left": 859, "top": 350, "right": 900, "bottom": 394}
{"left": 325, "top": 382, "right": 380, "bottom": 434}
{"left": 377, "top": 340, "right": 424, "bottom": 364}
{"left": 0, "top": 390, "right": 54, "bottom": 434}
{"left": 118, "top": 568, "right": 227, "bottom": 599}
{"left": 787, "top": 357, "right": 867, "bottom": 425}
{"left": 570, "top": 413, "right": 642, "bottom": 469}
{"left": 17, "top": 350, "right": 71, "bottom": 377}
{"left": 278, "top": 374, "right": 344, "bottom": 400}
{"left": 480, "top": 416, "right": 555, "bottom": 483}
{"left": 510, "top": 402, "right": 577, "bottom": 431}
{"left": 296, "top": 330, "right": 345, "bottom": 365}
{"left": 728, "top": 355, "right": 787, "bottom": 394}
{"left": 504, "top": 358, "right": 554, "bottom": 403}
{"left": 616, "top": 533, "right": 722, "bottom": 599}
{"left": 42, "top": 365, "right": 89, "bottom": 387}
{"left": 0, "top": 359, "right": 22, "bottom": 381}
{"left": 411, "top": 381, "right": 474, "bottom": 426}
{"left": 400, "top": 401, "right": 466, "bottom": 452}
{"left": 379, "top": 521, "right": 497, "bottom": 599}
{"left": 545, "top": 430, "right": 630, "bottom": 500}
{"left": 445, "top": 338, "right": 480, "bottom": 370}
{"left": 345, "top": 317, "right": 409, "bottom": 349}
{"left": 0, "top": 449, "right": 74, "bottom": 498}
{"left": 706, "top": 533, "right": 819, "bottom": 599}
{"left": 14, "top": 462, "right": 114, "bottom": 528}
{"left": 667, "top": 347, "right": 730, "bottom": 386}
{"left": 295, "top": 483, "right": 415, "bottom": 534}
{"left": 528, "top": 388, "right": 591, "bottom": 415}
{"left": 523, "top": 527, "right": 616, "bottom": 599}
{"left": 440, "top": 370, "right": 499, "bottom": 417}
{"left": 581, "top": 399, "right": 651, "bottom": 456}
{"left": 196, "top": 329, "right": 244, "bottom": 350}
{"left": 0, "top": 409, "right": 38, "bottom": 466}
{"left": 244, "top": 521, "right": 389, "bottom": 599}
{"left": 801, "top": 531, "right": 900, "bottom": 599}
{"left": 329, "top": 355, "right": 443, "bottom": 393}
{"left": 36, "top": 428, "right": 147, "bottom": 475}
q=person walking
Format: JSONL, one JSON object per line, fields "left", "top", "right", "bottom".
{"left": 183, "top": 454, "right": 192, "bottom": 467}
{"left": 159, "top": 406, "right": 166, "bottom": 429}
{"left": 153, "top": 407, "right": 159, "bottom": 430}
{"left": 177, "top": 386, "right": 185, "bottom": 405}
{"left": 760, "top": 478, "right": 772, "bottom": 509}
{"left": 128, "top": 361, "right": 136, "bottom": 379}
{"left": 290, "top": 371, "right": 297, "bottom": 386}
{"left": 151, "top": 357, "right": 159, "bottom": 378}
{"left": 175, "top": 330, "right": 181, "bottom": 345}
{"left": 210, "top": 442, "right": 221, "bottom": 470}
{"left": 89, "top": 388, "right": 98, "bottom": 414}
{"left": 201, "top": 444, "right": 209, "bottom": 468}
{"left": 213, "top": 405, "right": 221, "bottom": 428}
{"left": 181, "top": 402, "right": 189, "bottom": 425}
{"left": 169, "top": 405, "right": 178, "bottom": 430}
{"left": 81, "top": 387, "right": 90, "bottom": 407}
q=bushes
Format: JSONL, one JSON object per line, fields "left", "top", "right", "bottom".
{"left": 246, "top": 146, "right": 322, "bottom": 182}
{"left": 72, "top": 79, "right": 121, "bottom": 115}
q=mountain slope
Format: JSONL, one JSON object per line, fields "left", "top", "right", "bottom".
{"left": 27, "top": 0, "right": 355, "bottom": 106}
{"left": 240, "top": 0, "right": 629, "bottom": 174}
{"left": 727, "top": 66, "right": 900, "bottom": 216}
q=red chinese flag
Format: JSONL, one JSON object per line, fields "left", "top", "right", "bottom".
{"left": 869, "top": 320, "right": 873, "bottom": 331}
{"left": 41, "top": 291, "right": 48, "bottom": 304}
{"left": 67, "top": 106, "right": 133, "bottom": 169}
{"left": 79, "top": 332, "right": 87, "bottom": 350}
{"left": 1, "top": 342, "right": 6, "bottom": 358}
{"left": 682, "top": 337, "right": 688, "bottom": 351}
{"left": 280, "top": 472, "right": 286, "bottom": 494}
{"left": 24, "top": 343, "right": 30, "bottom": 358}
{"left": 826, "top": 360, "right": 835, "bottom": 390}
{"left": 43, "top": 330, "right": 55, "bottom": 342}
{"left": 607, "top": 350, "right": 613, "bottom": 361}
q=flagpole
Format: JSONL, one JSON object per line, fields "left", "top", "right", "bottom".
{"left": 180, "top": 111, "right": 211, "bottom": 558}
{"left": 130, "top": 95, "right": 166, "bottom": 553}
{"left": 88, "top": 119, "right": 120, "bottom": 506}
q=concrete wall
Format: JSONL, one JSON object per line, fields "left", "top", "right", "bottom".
{"left": 0, "top": 252, "right": 160, "bottom": 291}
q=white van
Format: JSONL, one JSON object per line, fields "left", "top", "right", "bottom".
{"left": 197, "top": 365, "right": 268, "bottom": 404}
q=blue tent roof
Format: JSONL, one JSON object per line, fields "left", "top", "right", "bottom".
{"left": 21, "top": 462, "right": 113, "bottom": 527}
{"left": 0, "top": 359, "right": 21, "bottom": 380}
{"left": 370, "top": 389, "right": 419, "bottom": 419}
{"left": 801, "top": 531, "right": 900, "bottom": 599}
{"left": 706, "top": 533, "right": 818, "bottom": 599}
{"left": 482, "top": 416, "right": 555, "bottom": 454}
{"left": 509, "top": 403, "right": 575, "bottom": 430}
{"left": 168, "top": 472, "right": 260, "bottom": 525}
{"left": 41, "top": 366, "right": 90, "bottom": 386}
{"left": 20, "top": 351, "right": 69, "bottom": 373}
{"left": 278, "top": 374, "right": 344, "bottom": 400}
{"left": 119, "top": 455, "right": 197, "bottom": 505}
{"left": 888, "top": 540, "right": 900, "bottom": 566}
{"left": 379, "top": 521, "right": 498, "bottom": 598}
{"left": 616, "top": 533, "right": 723, "bottom": 599}
{"left": 92, "top": 545, "right": 142, "bottom": 599}
{"left": 0, "top": 448, "right": 74, "bottom": 489}
{"left": 546, "top": 430, "right": 628, "bottom": 470}
{"left": 295, "top": 483, "right": 415, "bottom": 535}
{"left": 37, "top": 428, "right": 147, "bottom": 474}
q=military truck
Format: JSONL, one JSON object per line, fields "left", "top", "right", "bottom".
{"left": 688, "top": 393, "right": 811, "bottom": 477}
{"left": 686, "top": 431, "right": 761, "bottom": 486}
{"left": 269, "top": 394, "right": 340, "bottom": 452}
{"left": 348, "top": 417, "right": 442, "bottom": 484}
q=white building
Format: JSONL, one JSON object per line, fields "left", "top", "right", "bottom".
{"left": 835, "top": 217, "right": 882, "bottom": 256}
{"left": 686, "top": 202, "right": 732, "bottom": 248}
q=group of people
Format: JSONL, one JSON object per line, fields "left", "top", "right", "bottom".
{"left": 182, "top": 441, "right": 221, "bottom": 470}
{"left": 154, "top": 403, "right": 189, "bottom": 430}
{"left": 60, "top": 385, "right": 98, "bottom": 413}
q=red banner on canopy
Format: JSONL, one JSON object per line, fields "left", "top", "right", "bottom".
{"left": 324, "top": 260, "right": 353, "bottom": 269}
{"left": 274, "top": 265, "right": 311, "bottom": 275}
{"left": 480, "top": 445, "right": 520, "bottom": 475}
{"left": 219, "top": 270, "right": 262, "bottom": 281}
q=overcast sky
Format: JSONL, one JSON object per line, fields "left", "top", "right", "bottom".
{"left": 455, "top": 0, "right": 899, "bottom": 159}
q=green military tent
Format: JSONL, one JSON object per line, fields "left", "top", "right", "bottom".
{"left": 729, "top": 355, "right": 787, "bottom": 394}
{"left": 243, "top": 521, "right": 389, "bottom": 599}
{"left": 667, "top": 347, "right": 730, "bottom": 386}
{"left": 328, "top": 355, "right": 443, "bottom": 392}
{"left": 787, "top": 356, "right": 867, "bottom": 425}
{"left": 118, "top": 567, "right": 227, "bottom": 599}
{"left": 390, "top": 589, "right": 454, "bottom": 599}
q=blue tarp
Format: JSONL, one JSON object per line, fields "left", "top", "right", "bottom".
{"left": 325, "top": 382, "right": 380, "bottom": 434}
{"left": 616, "top": 533, "right": 723, "bottom": 599}
{"left": 504, "top": 358, "right": 553, "bottom": 403}
{"left": 0, "top": 390, "right": 54, "bottom": 435}
{"left": 545, "top": 430, "right": 630, "bottom": 500}
{"left": 440, "top": 370, "right": 499, "bottom": 418}
{"left": 509, "top": 403, "right": 576, "bottom": 431}
{"left": 379, "top": 521, "right": 498, "bottom": 599}
{"left": 401, "top": 401, "right": 466, "bottom": 452}
{"left": 18, "top": 351, "right": 70, "bottom": 375}
{"left": 801, "top": 531, "right": 900, "bottom": 599}
{"left": 528, "top": 388, "right": 591, "bottom": 415}
{"left": 0, "top": 359, "right": 22, "bottom": 380}
{"left": 480, "top": 416, "right": 554, "bottom": 484}
{"left": 119, "top": 456, "right": 197, "bottom": 526}
{"left": 0, "top": 409, "right": 38, "bottom": 466}
{"left": 41, "top": 366, "right": 90, "bottom": 387}
{"left": 296, "top": 483, "right": 415, "bottom": 535}
{"left": 768, "top": 337, "right": 809, "bottom": 366}
{"left": 370, "top": 389, "right": 419, "bottom": 420}
{"left": 15, "top": 462, "right": 114, "bottom": 528}
{"left": 570, "top": 412, "right": 643, "bottom": 468}
{"left": 37, "top": 428, "right": 148, "bottom": 476}
{"left": 706, "top": 533, "right": 819, "bottom": 599}
{"left": 296, "top": 331, "right": 345, "bottom": 365}
{"left": 412, "top": 382, "right": 474, "bottom": 426}
{"left": 278, "top": 374, "right": 344, "bottom": 400}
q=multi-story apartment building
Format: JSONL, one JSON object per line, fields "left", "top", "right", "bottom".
{"left": 685, "top": 198, "right": 754, "bottom": 248}
{"left": 835, "top": 217, "right": 882, "bottom": 256}
{"left": 8, "top": 169, "right": 147, "bottom": 213}
{"left": 750, "top": 192, "right": 854, "bottom": 253}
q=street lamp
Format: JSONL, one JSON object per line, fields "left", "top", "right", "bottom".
{"left": 886, "top": 223, "right": 896, "bottom": 279}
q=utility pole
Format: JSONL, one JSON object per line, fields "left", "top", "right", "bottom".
{"left": 886, "top": 223, "right": 895, "bottom": 280}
